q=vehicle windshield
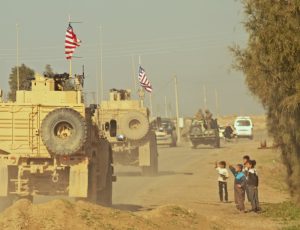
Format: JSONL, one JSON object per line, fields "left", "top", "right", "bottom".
{"left": 236, "top": 120, "right": 251, "bottom": 126}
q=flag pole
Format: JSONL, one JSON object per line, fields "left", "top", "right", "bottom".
{"left": 138, "top": 55, "right": 144, "bottom": 107}
{"left": 68, "top": 15, "right": 72, "bottom": 78}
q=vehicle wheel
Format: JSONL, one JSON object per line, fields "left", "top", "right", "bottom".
{"left": 41, "top": 108, "right": 87, "bottom": 155}
{"left": 214, "top": 138, "right": 221, "bottom": 148}
{"left": 142, "top": 133, "right": 158, "bottom": 176}
{"left": 120, "top": 111, "right": 149, "bottom": 141}
{"left": 249, "top": 135, "right": 254, "bottom": 140}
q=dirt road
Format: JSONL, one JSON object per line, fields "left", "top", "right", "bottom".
{"left": 113, "top": 135, "right": 290, "bottom": 229}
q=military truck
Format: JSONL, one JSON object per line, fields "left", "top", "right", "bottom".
{"left": 97, "top": 89, "right": 158, "bottom": 176}
{"left": 0, "top": 73, "right": 114, "bottom": 209}
{"left": 189, "top": 119, "right": 220, "bottom": 148}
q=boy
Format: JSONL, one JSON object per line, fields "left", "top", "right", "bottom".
{"left": 242, "top": 155, "right": 251, "bottom": 202}
{"left": 215, "top": 161, "right": 229, "bottom": 202}
{"left": 229, "top": 164, "right": 246, "bottom": 212}
{"left": 246, "top": 160, "right": 260, "bottom": 212}
{"left": 242, "top": 155, "right": 250, "bottom": 172}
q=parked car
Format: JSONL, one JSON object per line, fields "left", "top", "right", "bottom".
{"left": 234, "top": 116, "right": 253, "bottom": 139}
{"left": 152, "top": 118, "right": 177, "bottom": 147}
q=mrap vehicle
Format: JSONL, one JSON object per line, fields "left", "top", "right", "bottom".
{"left": 0, "top": 73, "right": 114, "bottom": 209}
{"left": 97, "top": 89, "right": 158, "bottom": 176}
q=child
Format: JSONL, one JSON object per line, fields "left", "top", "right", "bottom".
{"left": 246, "top": 160, "right": 260, "bottom": 212}
{"left": 242, "top": 155, "right": 251, "bottom": 202}
{"left": 229, "top": 164, "right": 246, "bottom": 212}
{"left": 242, "top": 155, "right": 250, "bottom": 172}
{"left": 215, "top": 161, "right": 229, "bottom": 202}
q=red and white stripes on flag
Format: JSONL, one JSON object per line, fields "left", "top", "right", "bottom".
{"left": 138, "top": 66, "right": 153, "bottom": 93}
{"left": 65, "top": 24, "right": 81, "bottom": 60}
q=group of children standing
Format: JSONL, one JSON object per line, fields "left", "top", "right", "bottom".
{"left": 215, "top": 155, "right": 260, "bottom": 213}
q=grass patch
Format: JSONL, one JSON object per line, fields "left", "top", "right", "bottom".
{"left": 262, "top": 202, "right": 300, "bottom": 222}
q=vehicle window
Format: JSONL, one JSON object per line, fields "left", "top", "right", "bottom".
{"left": 236, "top": 120, "right": 251, "bottom": 126}
{"left": 110, "top": 119, "right": 117, "bottom": 137}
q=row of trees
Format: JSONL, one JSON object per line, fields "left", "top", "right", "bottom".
{"left": 232, "top": 1, "right": 300, "bottom": 202}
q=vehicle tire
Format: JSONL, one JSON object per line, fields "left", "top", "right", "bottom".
{"left": 191, "top": 141, "right": 198, "bottom": 149}
{"left": 190, "top": 126, "right": 201, "bottom": 135}
{"left": 119, "top": 111, "right": 149, "bottom": 141}
{"left": 41, "top": 108, "right": 87, "bottom": 155}
{"left": 97, "top": 164, "right": 113, "bottom": 207}
{"left": 141, "top": 133, "right": 158, "bottom": 176}
{"left": 214, "top": 138, "right": 221, "bottom": 148}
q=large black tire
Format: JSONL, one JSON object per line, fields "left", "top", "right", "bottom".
{"left": 142, "top": 133, "right": 158, "bottom": 176}
{"left": 120, "top": 111, "right": 149, "bottom": 141}
{"left": 41, "top": 108, "right": 87, "bottom": 155}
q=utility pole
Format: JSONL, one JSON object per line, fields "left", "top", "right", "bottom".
{"left": 174, "top": 76, "right": 181, "bottom": 144}
{"left": 149, "top": 94, "right": 153, "bottom": 117}
{"left": 203, "top": 85, "right": 207, "bottom": 110}
{"left": 131, "top": 55, "right": 137, "bottom": 95}
{"left": 99, "top": 26, "right": 104, "bottom": 102}
{"left": 164, "top": 96, "right": 168, "bottom": 118}
{"left": 215, "top": 89, "right": 219, "bottom": 117}
{"left": 16, "top": 23, "right": 20, "bottom": 91}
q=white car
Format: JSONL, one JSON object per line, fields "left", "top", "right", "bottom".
{"left": 234, "top": 116, "right": 253, "bottom": 139}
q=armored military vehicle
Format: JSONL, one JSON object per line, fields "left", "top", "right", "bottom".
{"left": 0, "top": 73, "right": 114, "bottom": 209}
{"left": 189, "top": 119, "right": 220, "bottom": 148}
{"left": 97, "top": 89, "right": 158, "bottom": 176}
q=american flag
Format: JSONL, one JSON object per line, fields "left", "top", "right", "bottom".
{"left": 65, "top": 24, "right": 81, "bottom": 60}
{"left": 138, "top": 66, "right": 152, "bottom": 93}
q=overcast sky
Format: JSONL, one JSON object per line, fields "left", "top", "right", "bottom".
{"left": 0, "top": 0, "right": 264, "bottom": 116}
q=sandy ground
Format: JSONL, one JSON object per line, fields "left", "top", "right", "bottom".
{"left": 0, "top": 128, "right": 292, "bottom": 229}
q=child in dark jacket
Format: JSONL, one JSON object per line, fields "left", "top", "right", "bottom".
{"left": 246, "top": 160, "right": 260, "bottom": 212}
{"left": 229, "top": 164, "right": 246, "bottom": 212}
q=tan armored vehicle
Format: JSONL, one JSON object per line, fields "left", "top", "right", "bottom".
{"left": 97, "top": 89, "right": 158, "bottom": 176}
{"left": 0, "top": 73, "right": 114, "bottom": 210}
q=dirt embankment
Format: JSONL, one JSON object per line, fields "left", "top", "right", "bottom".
{"left": 0, "top": 199, "right": 213, "bottom": 230}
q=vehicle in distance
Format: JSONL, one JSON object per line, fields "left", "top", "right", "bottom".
{"left": 97, "top": 89, "right": 158, "bottom": 176}
{"left": 152, "top": 118, "right": 177, "bottom": 147}
{"left": 189, "top": 119, "right": 220, "bottom": 148}
{"left": 234, "top": 116, "right": 254, "bottom": 139}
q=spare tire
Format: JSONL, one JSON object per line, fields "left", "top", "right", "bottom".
{"left": 41, "top": 108, "right": 87, "bottom": 155}
{"left": 119, "top": 111, "right": 149, "bottom": 140}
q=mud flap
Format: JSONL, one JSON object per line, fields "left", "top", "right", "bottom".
{"left": 0, "top": 164, "right": 8, "bottom": 196}
{"left": 138, "top": 141, "right": 151, "bottom": 167}
{"left": 69, "top": 164, "right": 88, "bottom": 197}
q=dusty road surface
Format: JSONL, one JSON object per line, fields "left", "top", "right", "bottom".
{"left": 0, "top": 131, "right": 294, "bottom": 229}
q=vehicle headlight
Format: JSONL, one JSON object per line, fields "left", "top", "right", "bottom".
{"left": 116, "top": 134, "right": 126, "bottom": 141}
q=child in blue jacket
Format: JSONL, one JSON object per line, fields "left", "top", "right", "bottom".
{"left": 229, "top": 164, "right": 246, "bottom": 212}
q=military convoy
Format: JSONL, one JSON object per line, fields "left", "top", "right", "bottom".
{"left": 0, "top": 73, "right": 115, "bottom": 209}
{"left": 97, "top": 89, "right": 158, "bottom": 176}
